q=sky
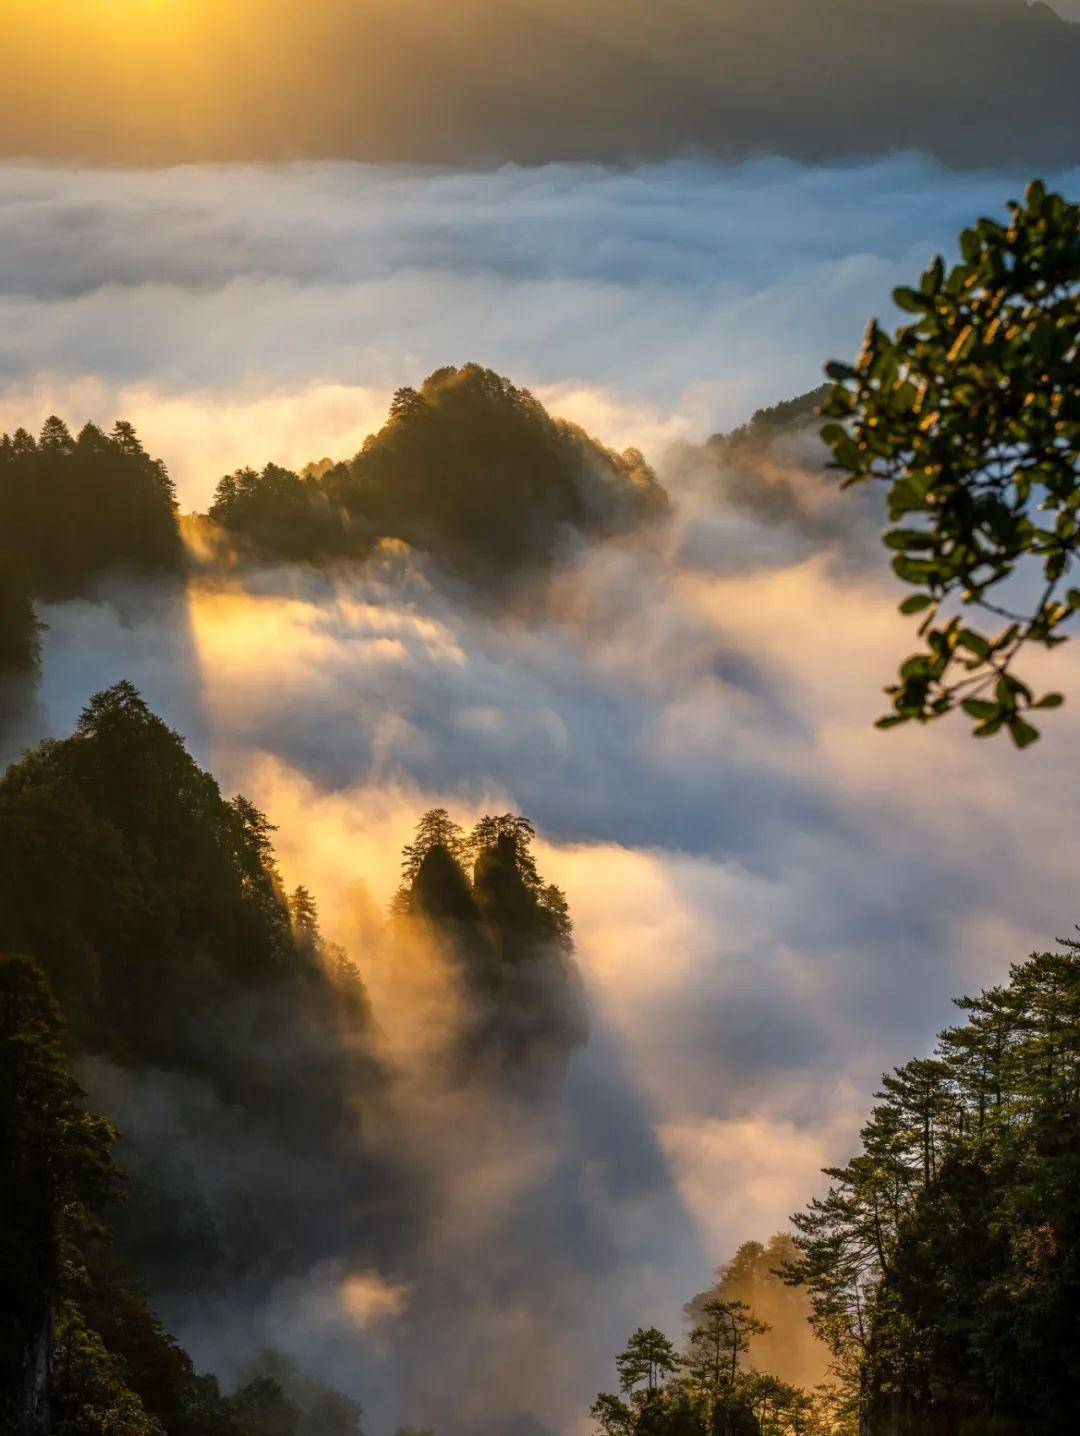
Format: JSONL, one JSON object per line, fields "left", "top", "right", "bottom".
{"left": 2, "top": 1, "right": 1077, "bottom": 167}
{"left": 2, "top": 6, "right": 1078, "bottom": 1431}
{"left": 6, "top": 153, "right": 1080, "bottom": 1433}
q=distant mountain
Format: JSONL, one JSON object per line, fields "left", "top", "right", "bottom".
{"left": 700, "top": 384, "right": 884, "bottom": 567}
{"left": 2, "top": 0, "right": 1076, "bottom": 169}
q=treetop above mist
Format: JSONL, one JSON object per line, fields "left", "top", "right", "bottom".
{"left": 207, "top": 363, "right": 667, "bottom": 589}
{"left": 393, "top": 805, "right": 586, "bottom": 1081}
{"left": 0, "top": 417, "right": 182, "bottom": 601}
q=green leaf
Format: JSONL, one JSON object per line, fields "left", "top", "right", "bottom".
{"left": 899, "top": 594, "right": 935, "bottom": 615}
{"left": 973, "top": 718, "right": 1004, "bottom": 738}
{"left": 824, "top": 361, "right": 856, "bottom": 382}
{"left": 883, "top": 529, "right": 933, "bottom": 552}
{"left": 956, "top": 629, "right": 990, "bottom": 659}
{"left": 962, "top": 699, "right": 998, "bottom": 720}
{"left": 1033, "top": 693, "right": 1064, "bottom": 709}
{"left": 832, "top": 437, "right": 861, "bottom": 472}
{"left": 893, "top": 287, "right": 931, "bottom": 313}
{"left": 1008, "top": 717, "right": 1040, "bottom": 749}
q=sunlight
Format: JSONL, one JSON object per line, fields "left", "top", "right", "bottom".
{"left": 0, "top": 4, "right": 1075, "bottom": 1432}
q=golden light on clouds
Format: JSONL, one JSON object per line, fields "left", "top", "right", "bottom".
{"left": 340, "top": 1270, "right": 410, "bottom": 1331}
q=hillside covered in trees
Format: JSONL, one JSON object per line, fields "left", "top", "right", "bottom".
{"left": 206, "top": 364, "right": 667, "bottom": 587}
{"left": 590, "top": 1246, "right": 843, "bottom": 1436}
{"left": 1, "top": 950, "right": 368, "bottom": 1436}
{"left": 588, "top": 941, "right": 1080, "bottom": 1436}
{"left": 0, "top": 365, "right": 667, "bottom": 741}
{"left": 0, "top": 683, "right": 587, "bottom": 1435}
{"left": 0, "top": 683, "right": 383, "bottom": 1433}
{"left": 788, "top": 942, "right": 1080, "bottom": 1436}
{"left": 0, "top": 419, "right": 183, "bottom": 599}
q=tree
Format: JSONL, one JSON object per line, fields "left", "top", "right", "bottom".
{"left": 685, "top": 1236, "right": 827, "bottom": 1394}
{"left": 0, "top": 416, "right": 180, "bottom": 599}
{"left": 822, "top": 181, "right": 1080, "bottom": 745}
{"left": 617, "top": 1328, "right": 681, "bottom": 1396}
{"left": 39, "top": 417, "right": 74, "bottom": 453}
{"left": 0, "top": 955, "right": 224, "bottom": 1436}
{"left": 468, "top": 814, "right": 574, "bottom": 948}
{"left": 231, "top": 1376, "right": 299, "bottom": 1436}
{"left": 288, "top": 886, "right": 320, "bottom": 954}
{"left": 205, "top": 364, "right": 667, "bottom": 588}
{"left": 52, "top": 1302, "right": 164, "bottom": 1436}
{"left": 0, "top": 556, "right": 43, "bottom": 678}
{"left": 400, "top": 809, "right": 467, "bottom": 884}
{"left": 686, "top": 1299, "right": 768, "bottom": 1394}
{"left": 787, "top": 937, "right": 1080, "bottom": 1433}
{"left": 0, "top": 955, "right": 120, "bottom": 1430}
{"left": 231, "top": 1349, "right": 363, "bottom": 1436}
{"left": 589, "top": 1392, "right": 635, "bottom": 1436}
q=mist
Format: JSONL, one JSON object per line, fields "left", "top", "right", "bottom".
{"left": 23, "top": 410, "right": 1080, "bottom": 1430}
{"left": 8, "top": 153, "right": 1080, "bottom": 1435}
{"left": 2, "top": 155, "right": 1078, "bottom": 507}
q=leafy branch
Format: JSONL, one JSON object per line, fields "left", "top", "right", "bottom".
{"left": 822, "top": 180, "right": 1080, "bottom": 746}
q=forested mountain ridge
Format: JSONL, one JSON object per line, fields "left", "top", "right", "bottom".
{"left": 207, "top": 364, "right": 667, "bottom": 588}
{"left": 0, "top": 681, "right": 388, "bottom": 1301}
{"left": 0, "top": 366, "right": 666, "bottom": 748}
{"left": 588, "top": 944, "right": 1080, "bottom": 1436}
{"left": 0, "top": 683, "right": 586, "bottom": 1434}
{"left": 0, "top": 419, "right": 182, "bottom": 599}
{"left": 0, "top": 364, "right": 668, "bottom": 778}
{"left": 0, "top": 952, "right": 368, "bottom": 1436}
{"left": 699, "top": 385, "right": 883, "bottom": 567}
{"left": 787, "top": 943, "right": 1080, "bottom": 1435}
{"left": 1, "top": 368, "right": 666, "bottom": 612}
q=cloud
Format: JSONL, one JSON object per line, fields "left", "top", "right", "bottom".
{"left": 658, "top": 1109, "right": 859, "bottom": 1261}
{"left": 32, "top": 481, "right": 1080, "bottom": 1434}
{"left": 12, "top": 151, "right": 1080, "bottom": 1434}
{"left": 3, "top": 156, "right": 1078, "bottom": 504}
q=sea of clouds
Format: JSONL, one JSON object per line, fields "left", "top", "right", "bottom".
{"left": 7, "top": 154, "right": 1080, "bottom": 1434}
{"left": 3, "top": 154, "right": 1077, "bottom": 499}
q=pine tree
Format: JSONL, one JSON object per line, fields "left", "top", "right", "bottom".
{"left": 686, "top": 1299, "right": 768, "bottom": 1395}
{"left": 616, "top": 1328, "right": 681, "bottom": 1396}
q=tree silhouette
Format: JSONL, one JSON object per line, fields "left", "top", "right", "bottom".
{"left": 206, "top": 365, "right": 667, "bottom": 588}
{"left": 616, "top": 1328, "right": 681, "bottom": 1396}
{"left": 686, "top": 1299, "right": 769, "bottom": 1394}
{"left": 0, "top": 417, "right": 181, "bottom": 600}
